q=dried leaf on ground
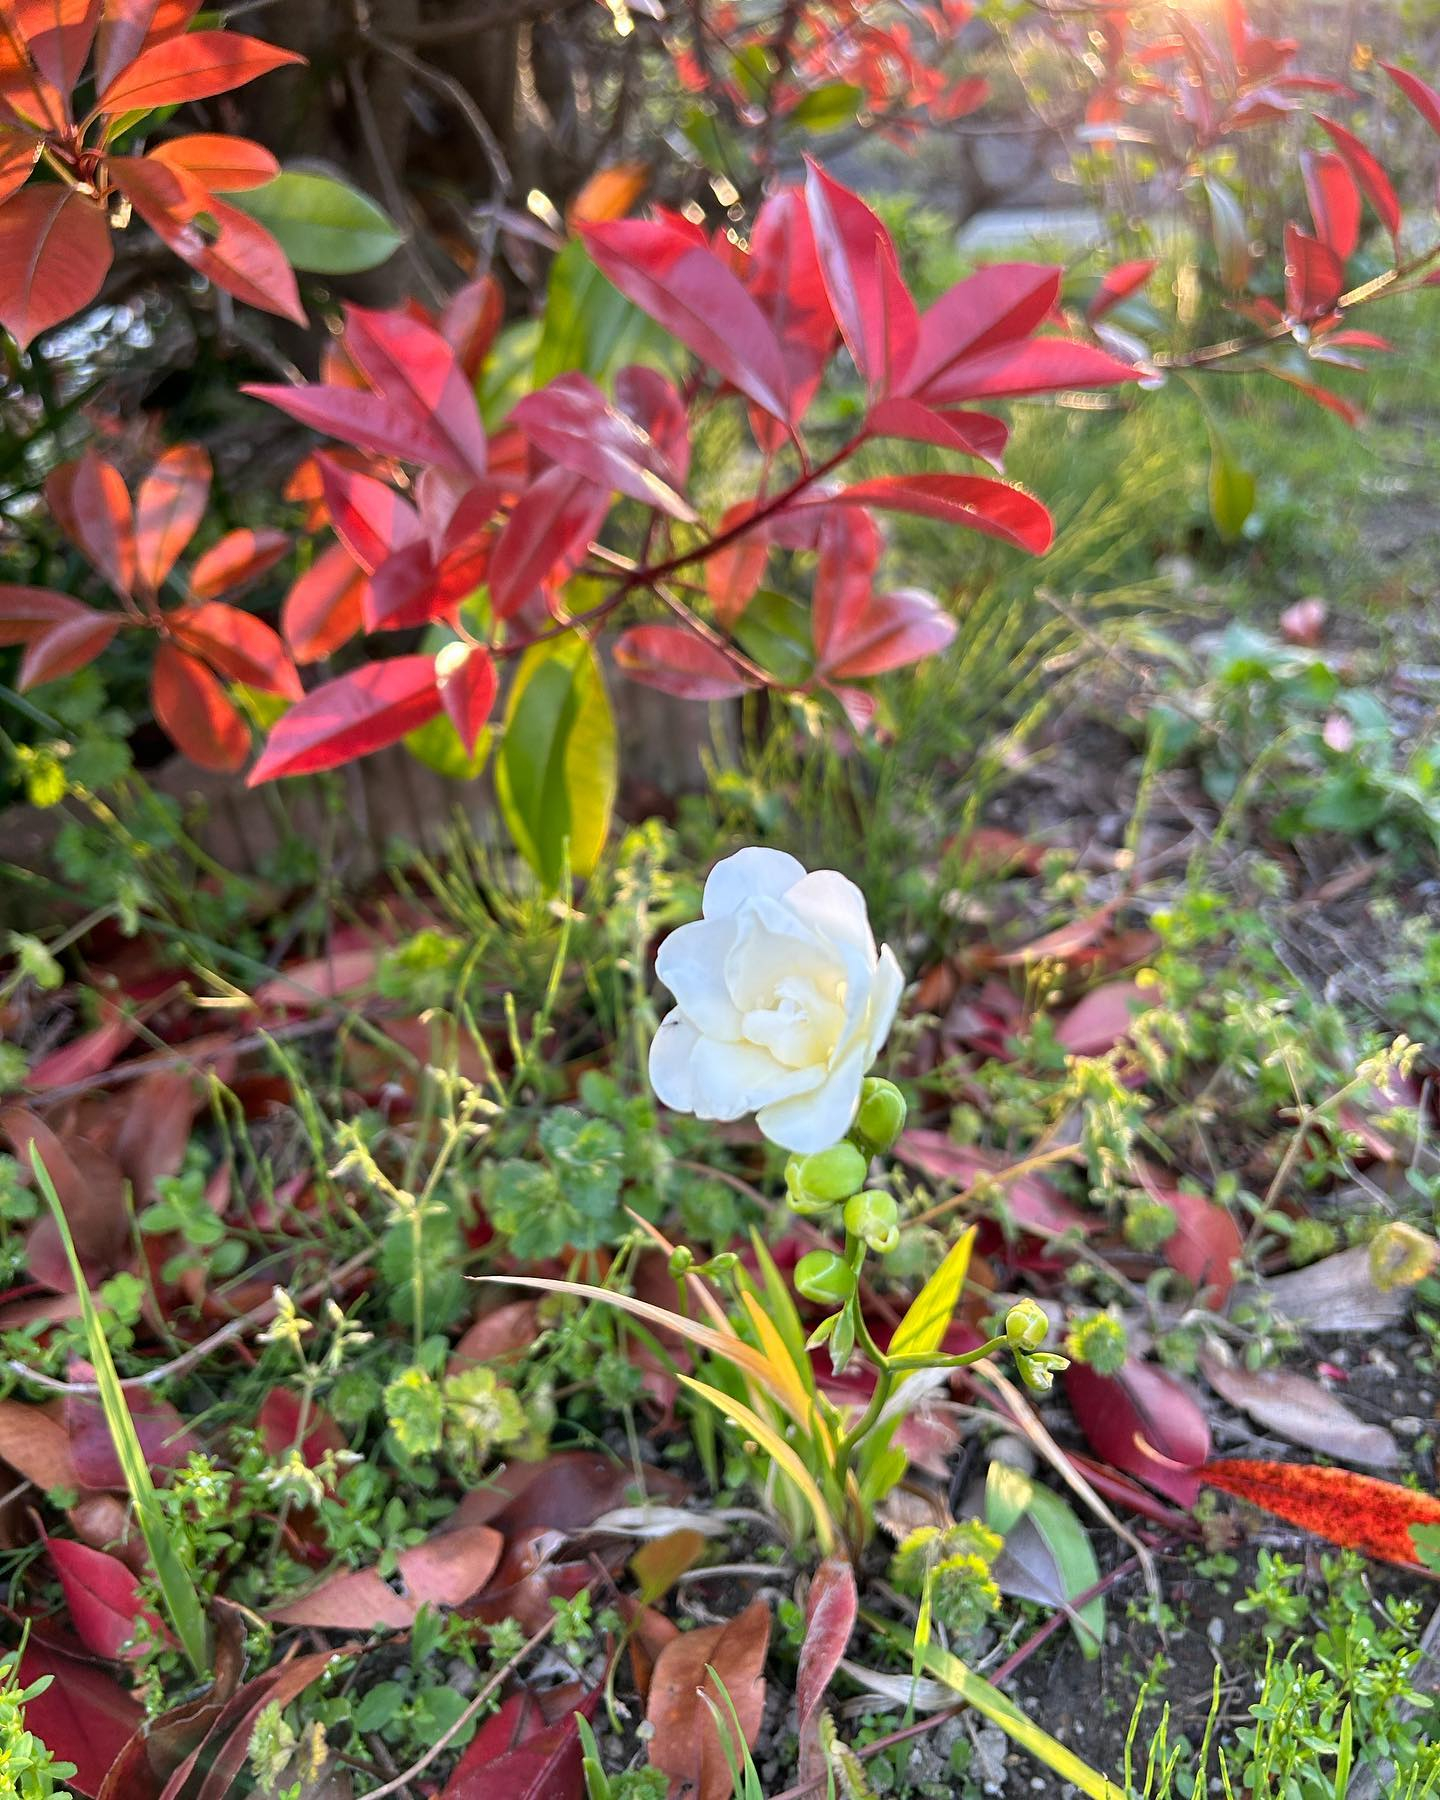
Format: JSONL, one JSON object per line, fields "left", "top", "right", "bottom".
{"left": 1261, "top": 1245, "right": 1412, "bottom": 1334}
{"left": 1198, "top": 1349, "right": 1400, "bottom": 1469}
{"left": 267, "top": 1523, "right": 503, "bottom": 1627}
{"left": 1202, "top": 1458, "right": 1440, "bottom": 1567}
{"left": 647, "top": 1597, "right": 771, "bottom": 1800}
{"left": 796, "top": 1559, "right": 857, "bottom": 1785}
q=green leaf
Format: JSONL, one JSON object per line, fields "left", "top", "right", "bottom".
{"left": 1206, "top": 425, "right": 1256, "bottom": 542}
{"left": 732, "top": 591, "right": 814, "bottom": 686}
{"left": 1023, "top": 1485, "right": 1104, "bottom": 1660}
{"left": 230, "top": 171, "right": 402, "bottom": 274}
{"left": 1203, "top": 175, "right": 1250, "bottom": 293}
{"left": 786, "top": 82, "right": 863, "bottom": 133}
{"left": 496, "top": 635, "right": 615, "bottom": 889}
{"left": 984, "top": 1458, "right": 1033, "bottom": 1537}
{"left": 535, "top": 237, "right": 671, "bottom": 386}
{"left": 404, "top": 711, "right": 491, "bottom": 780}
{"left": 1410, "top": 1524, "right": 1440, "bottom": 1572}
{"left": 889, "top": 1226, "right": 976, "bottom": 1359}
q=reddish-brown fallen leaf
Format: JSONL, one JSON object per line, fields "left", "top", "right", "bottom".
{"left": 449, "top": 1300, "right": 542, "bottom": 1372}
{"left": 1054, "top": 980, "right": 1148, "bottom": 1056}
{"left": 267, "top": 1523, "right": 503, "bottom": 1628}
{"left": 441, "top": 1686, "right": 599, "bottom": 1799}
{"left": 647, "top": 1598, "right": 771, "bottom": 1800}
{"left": 1202, "top": 1458, "right": 1440, "bottom": 1567}
{"left": 796, "top": 1559, "right": 856, "bottom": 1786}
{"left": 162, "top": 1650, "right": 338, "bottom": 1800}
{"left": 895, "top": 1131, "right": 1092, "bottom": 1239}
{"left": 449, "top": 1449, "right": 688, "bottom": 1537}
{"left": 66, "top": 1376, "right": 199, "bottom": 1487}
{"left": 1197, "top": 1351, "right": 1399, "bottom": 1470}
{"left": 1066, "top": 1357, "right": 1210, "bottom": 1506}
{"left": 2, "top": 1107, "right": 129, "bottom": 1292}
{"left": 258, "top": 1387, "right": 346, "bottom": 1466}
{"left": 1133, "top": 1165, "right": 1242, "bottom": 1306}
{"left": 0, "top": 1397, "right": 79, "bottom": 1492}
{"left": 15, "top": 1634, "right": 143, "bottom": 1796}
{"left": 47, "top": 1536, "right": 166, "bottom": 1660}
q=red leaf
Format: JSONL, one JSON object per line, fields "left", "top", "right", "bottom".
{"left": 93, "top": 0, "right": 200, "bottom": 95}
{"left": 27, "top": 1005, "right": 136, "bottom": 1088}
{"left": 15, "top": 1636, "right": 142, "bottom": 1795}
{"left": 895, "top": 1131, "right": 1093, "bottom": 1238}
{"left": 747, "top": 186, "right": 835, "bottom": 420}
{"left": 914, "top": 337, "right": 1137, "bottom": 406}
{"left": 164, "top": 1649, "right": 335, "bottom": 1800}
{"left": 1284, "top": 221, "right": 1344, "bottom": 322}
{"left": 0, "top": 184, "right": 111, "bottom": 345}
{"left": 2, "top": 1106, "right": 128, "bottom": 1291}
{"left": 343, "top": 303, "right": 489, "bottom": 478}
{"left": 315, "top": 453, "right": 421, "bottom": 573}
{"left": 66, "top": 1380, "right": 198, "bottom": 1486}
{"left": 614, "top": 624, "right": 759, "bottom": 701}
{"left": 436, "top": 642, "right": 497, "bottom": 753}
{"left": 803, "top": 158, "right": 916, "bottom": 391}
{"left": 903, "top": 263, "right": 1060, "bottom": 399}
{"left": 647, "top": 1599, "right": 770, "bottom": 1800}
{"left": 796, "top": 1559, "right": 856, "bottom": 1786}
{"left": 135, "top": 442, "right": 211, "bottom": 592}
{"left": 1054, "top": 979, "right": 1147, "bottom": 1056}
{"left": 17, "top": 606, "right": 118, "bottom": 688}
{"left": 243, "top": 375, "right": 484, "bottom": 469}
{"left": 151, "top": 641, "right": 250, "bottom": 771}
{"left": 0, "top": 1395, "right": 79, "bottom": 1489}
{"left": 812, "top": 506, "right": 882, "bottom": 666}
{"left": 614, "top": 363, "right": 690, "bottom": 482}
{"left": 825, "top": 473, "right": 1053, "bottom": 555}
{"left": 48, "top": 1536, "right": 163, "bottom": 1660}
{"left": 442, "top": 1691, "right": 597, "bottom": 1800}
{"left": 109, "top": 149, "right": 206, "bottom": 232}
{"left": 1316, "top": 116, "right": 1401, "bottom": 242}
{"left": 168, "top": 600, "right": 302, "bottom": 698}
{"left": 267, "top": 1522, "right": 504, "bottom": 1627}
{"left": 1302, "top": 151, "right": 1360, "bottom": 260}
{"left": 1383, "top": 61, "right": 1440, "bottom": 136}
{"left": 821, "top": 587, "right": 956, "bottom": 680}
{"left": 97, "top": 29, "right": 301, "bottom": 111}
{"left": 1087, "top": 258, "right": 1157, "bottom": 321}
{"left": 1066, "top": 1358, "right": 1210, "bottom": 1506}
{"left": 1136, "top": 1167, "right": 1242, "bottom": 1305}
{"left": 257, "top": 1386, "right": 345, "bottom": 1466}
{"left": 704, "top": 503, "right": 770, "bottom": 627}
{"left": 16, "top": 0, "right": 100, "bottom": 93}
{"left": 0, "top": 126, "right": 40, "bottom": 204}
{"left": 282, "top": 541, "right": 367, "bottom": 663}
{"left": 247, "top": 656, "right": 442, "bottom": 783}
{"left": 0, "top": 584, "right": 85, "bottom": 642}
{"left": 488, "top": 466, "right": 610, "bottom": 620}
{"left": 0, "top": 13, "right": 67, "bottom": 131}
{"left": 187, "top": 527, "right": 290, "bottom": 601}
{"left": 581, "top": 219, "right": 792, "bottom": 423}
{"left": 1202, "top": 1458, "right": 1440, "bottom": 1567}
{"left": 190, "top": 199, "right": 303, "bottom": 325}
{"left": 866, "top": 396, "right": 1008, "bottom": 469}
{"left": 54, "top": 449, "right": 136, "bottom": 595}
{"left": 511, "top": 371, "right": 694, "bottom": 521}
{"left": 439, "top": 273, "right": 503, "bottom": 382}
{"left": 1265, "top": 365, "right": 1361, "bottom": 425}
{"left": 149, "top": 131, "right": 279, "bottom": 192}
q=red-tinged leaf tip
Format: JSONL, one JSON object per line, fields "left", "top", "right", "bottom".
{"left": 247, "top": 656, "right": 442, "bottom": 784}
{"left": 1283, "top": 222, "right": 1344, "bottom": 323}
{"left": 343, "top": 303, "right": 489, "bottom": 479}
{"left": 188, "top": 527, "right": 291, "bottom": 601}
{"left": 435, "top": 641, "right": 497, "bottom": 754}
{"left": 803, "top": 157, "right": 916, "bottom": 391}
{"left": 1302, "top": 151, "right": 1361, "bottom": 261}
{"left": 903, "top": 263, "right": 1061, "bottom": 398}
{"left": 1202, "top": 1458, "right": 1440, "bottom": 1566}
{"left": 96, "top": 30, "right": 304, "bottom": 114}
{"left": 1315, "top": 115, "right": 1402, "bottom": 242}
{"left": 1087, "top": 258, "right": 1158, "bottom": 322}
{"left": 614, "top": 624, "right": 760, "bottom": 700}
{"left": 796, "top": 1559, "right": 857, "bottom": 1785}
{"left": 0, "top": 186, "right": 112, "bottom": 348}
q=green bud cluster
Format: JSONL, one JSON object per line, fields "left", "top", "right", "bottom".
{"left": 1002, "top": 1299, "right": 1069, "bottom": 1391}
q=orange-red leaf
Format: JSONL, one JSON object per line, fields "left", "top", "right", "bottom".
{"left": 188, "top": 526, "right": 289, "bottom": 600}
{"left": 168, "top": 599, "right": 301, "bottom": 698}
{"left": 96, "top": 28, "right": 302, "bottom": 113}
{"left": 0, "top": 185, "right": 112, "bottom": 348}
{"left": 17, "top": 606, "right": 118, "bottom": 688}
{"left": 281, "top": 541, "right": 367, "bottom": 663}
{"left": 1202, "top": 1458, "right": 1440, "bottom": 1567}
{"left": 0, "top": 126, "right": 40, "bottom": 204}
{"left": 92, "top": 0, "right": 201, "bottom": 97}
{"left": 189, "top": 198, "right": 304, "bottom": 324}
{"left": 149, "top": 132, "right": 279, "bottom": 192}
{"left": 49, "top": 448, "right": 135, "bottom": 595}
{"left": 151, "top": 641, "right": 250, "bottom": 771}
{"left": 647, "top": 1599, "right": 770, "bottom": 1800}
{"left": 247, "top": 656, "right": 442, "bottom": 783}
{"left": 135, "top": 442, "right": 211, "bottom": 592}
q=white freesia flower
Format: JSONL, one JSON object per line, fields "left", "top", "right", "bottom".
{"left": 648, "top": 847, "right": 904, "bottom": 1154}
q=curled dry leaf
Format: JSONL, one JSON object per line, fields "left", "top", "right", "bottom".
{"left": 1197, "top": 1348, "right": 1399, "bottom": 1470}
{"left": 647, "top": 1597, "right": 771, "bottom": 1800}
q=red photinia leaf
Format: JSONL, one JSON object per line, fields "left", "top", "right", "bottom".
{"left": 282, "top": 541, "right": 368, "bottom": 663}
{"left": 1284, "top": 221, "right": 1344, "bottom": 322}
{"left": 47, "top": 1536, "right": 164, "bottom": 1660}
{"left": 17, "top": 605, "right": 119, "bottom": 688}
{"left": 811, "top": 505, "right": 881, "bottom": 665}
{"left": 1, "top": 1105, "right": 129, "bottom": 1291}
{"left": 0, "top": 13, "right": 67, "bottom": 131}
{"left": 96, "top": 29, "right": 302, "bottom": 112}
{"left": 1265, "top": 365, "right": 1361, "bottom": 425}
{"left": 27, "top": 1003, "right": 136, "bottom": 1088}
{"left": 0, "top": 584, "right": 86, "bottom": 642}
{"left": 902, "top": 263, "right": 1060, "bottom": 399}
{"left": 821, "top": 587, "right": 957, "bottom": 680}
{"left": 247, "top": 656, "right": 442, "bottom": 783}
{"left": 60, "top": 449, "right": 136, "bottom": 595}
{"left": 149, "top": 132, "right": 279, "bottom": 192}
{"left": 705, "top": 505, "right": 771, "bottom": 628}
{"left": 16, "top": 0, "right": 100, "bottom": 94}
{"left": 1066, "top": 1358, "right": 1210, "bottom": 1506}
{"left": 315, "top": 452, "right": 421, "bottom": 573}
{"left": 162, "top": 1650, "right": 336, "bottom": 1800}
{"left": 343, "top": 303, "right": 489, "bottom": 478}
{"left": 187, "top": 526, "right": 290, "bottom": 600}
{"left": 439, "top": 273, "right": 503, "bottom": 383}
{"left": 1087, "top": 258, "right": 1157, "bottom": 321}
{"left": 510, "top": 371, "right": 694, "bottom": 521}
{"left": 1201, "top": 1458, "right": 1440, "bottom": 1567}
{"left": 0, "top": 185, "right": 111, "bottom": 347}
{"left": 488, "top": 465, "right": 610, "bottom": 620}
{"left": 435, "top": 642, "right": 497, "bottom": 753}
{"left": 866, "top": 396, "right": 1009, "bottom": 470}
{"left": 0, "top": 126, "right": 41, "bottom": 204}
{"left": 913, "top": 336, "right": 1138, "bottom": 406}
{"left": 614, "top": 363, "right": 691, "bottom": 483}
{"left": 824, "top": 473, "right": 1054, "bottom": 555}
{"left": 0, "top": 1394, "right": 79, "bottom": 1489}
{"left": 267, "top": 1522, "right": 504, "bottom": 1627}
{"left": 135, "top": 442, "right": 211, "bottom": 592}
{"left": 190, "top": 198, "right": 304, "bottom": 325}
{"left": 15, "top": 1636, "right": 143, "bottom": 1795}
{"left": 895, "top": 1130, "right": 1094, "bottom": 1239}
{"left": 647, "top": 1599, "right": 770, "bottom": 1800}
{"left": 92, "top": 0, "right": 201, "bottom": 96}
{"left": 796, "top": 1559, "right": 856, "bottom": 1788}
{"left": 168, "top": 600, "right": 302, "bottom": 698}
{"left": 66, "top": 1377, "right": 198, "bottom": 1486}
{"left": 747, "top": 185, "right": 836, "bottom": 419}
{"left": 1383, "top": 61, "right": 1440, "bottom": 137}
{"left": 1302, "top": 151, "right": 1360, "bottom": 260}
{"left": 1053, "top": 978, "right": 1148, "bottom": 1056}
{"left": 109, "top": 150, "right": 207, "bottom": 237}
{"left": 1137, "top": 1166, "right": 1242, "bottom": 1305}
{"left": 243, "top": 374, "right": 484, "bottom": 469}
{"left": 151, "top": 641, "right": 250, "bottom": 771}
{"left": 441, "top": 1690, "right": 598, "bottom": 1800}
{"left": 613, "top": 624, "right": 760, "bottom": 701}
{"left": 581, "top": 218, "right": 792, "bottom": 423}
{"left": 803, "top": 157, "right": 916, "bottom": 392}
{"left": 1316, "top": 116, "right": 1401, "bottom": 242}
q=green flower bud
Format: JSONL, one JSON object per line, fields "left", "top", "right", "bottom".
{"left": 1004, "top": 1297, "right": 1050, "bottom": 1353}
{"left": 1017, "top": 1350, "right": 1068, "bottom": 1394}
{"left": 784, "top": 1142, "right": 868, "bottom": 1215}
{"left": 668, "top": 1246, "right": 695, "bottom": 1278}
{"left": 843, "top": 1189, "right": 901, "bottom": 1255}
{"left": 701, "top": 1251, "right": 739, "bottom": 1277}
{"left": 853, "top": 1077, "right": 907, "bottom": 1154}
{"left": 793, "top": 1249, "right": 858, "bottom": 1307}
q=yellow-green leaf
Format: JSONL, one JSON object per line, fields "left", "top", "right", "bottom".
{"left": 890, "top": 1226, "right": 976, "bottom": 1359}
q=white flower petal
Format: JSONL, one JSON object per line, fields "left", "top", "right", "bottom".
{"left": 756, "top": 1043, "right": 869, "bottom": 1153}
{"left": 783, "top": 869, "right": 877, "bottom": 961}
{"left": 655, "top": 917, "right": 742, "bottom": 1040}
{"left": 648, "top": 1012, "right": 700, "bottom": 1113}
{"left": 702, "top": 847, "right": 806, "bottom": 920}
{"left": 865, "top": 944, "right": 905, "bottom": 1062}
{"left": 724, "top": 897, "right": 834, "bottom": 1013}
{"left": 689, "top": 1037, "right": 822, "bottom": 1120}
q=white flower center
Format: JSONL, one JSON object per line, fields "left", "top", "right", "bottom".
{"left": 741, "top": 972, "right": 846, "bottom": 1069}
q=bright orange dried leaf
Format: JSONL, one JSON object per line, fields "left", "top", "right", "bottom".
{"left": 1202, "top": 1458, "right": 1440, "bottom": 1567}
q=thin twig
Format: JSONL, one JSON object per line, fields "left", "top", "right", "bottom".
{"left": 364, "top": 32, "right": 511, "bottom": 197}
